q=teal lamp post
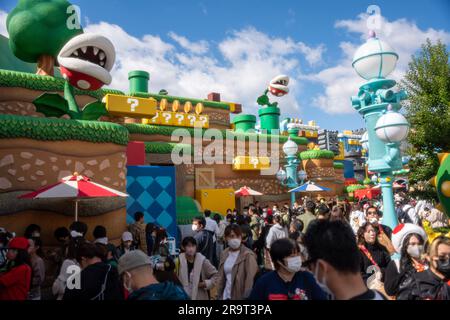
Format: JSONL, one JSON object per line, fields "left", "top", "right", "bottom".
{"left": 276, "top": 138, "right": 307, "bottom": 206}
{"left": 351, "top": 31, "right": 410, "bottom": 230}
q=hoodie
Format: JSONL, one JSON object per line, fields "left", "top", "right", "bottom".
{"left": 265, "top": 224, "right": 288, "bottom": 249}
{"left": 128, "top": 281, "right": 190, "bottom": 300}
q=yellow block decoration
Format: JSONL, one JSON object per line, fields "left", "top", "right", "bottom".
{"left": 232, "top": 156, "right": 271, "bottom": 171}
{"left": 104, "top": 94, "right": 157, "bottom": 118}
{"left": 195, "top": 188, "right": 235, "bottom": 216}
{"left": 160, "top": 111, "right": 174, "bottom": 126}
{"left": 149, "top": 111, "right": 162, "bottom": 125}
{"left": 173, "top": 112, "right": 187, "bottom": 126}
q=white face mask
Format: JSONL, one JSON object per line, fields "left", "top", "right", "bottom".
{"left": 185, "top": 247, "right": 196, "bottom": 256}
{"left": 192, "top": 224, "right": 198, "bottom": 232}
{"left": 369, "top": 217, "right": 378, "bottom": 224}
{"left": 284, "top": 256, "right": 302, "bottom": 273}
{"left": 313, "top": 262, "right": 334, "bottom": 300}
{"left": 228, "top": 238, "right": 241, "bottom": 250}
{"left": 407, "top": 244, "right": 423, "bottom": 259}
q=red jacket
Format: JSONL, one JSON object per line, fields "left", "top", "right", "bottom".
{"left": 0, "top": 264, "right": 32, "bottom": 300}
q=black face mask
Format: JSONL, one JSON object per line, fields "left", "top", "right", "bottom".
{"left": 436, "top": 259, "right": 450, "bottom": 279}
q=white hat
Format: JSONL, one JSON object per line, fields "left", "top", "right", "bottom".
{"left": 122, "top": 231, "right": 133, "bottom": 242}
{"left": 392, "top": 223, "right": 427, "bottom": 253}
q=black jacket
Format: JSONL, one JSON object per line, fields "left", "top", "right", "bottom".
{"left": 384, "top": 259, "right": 417, "bottom": 296}
{"left": 397, "top": 269, "right": 450, "bottom": 300}
{"left": 359, "top": 242, "right": 391, "bottom": 282}
{"left": 63, "top": 262, "right": 124, "bottom": 300}
{"left": 193, "top": 230, "right": 214, "bottom": 263}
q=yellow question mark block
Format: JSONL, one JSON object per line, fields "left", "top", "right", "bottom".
{"left": 173, "top": 112, "right": 187, "bottom": 127}
{"left": 149, "top": 111, "right": 162, "bottom": 125}
{"left": 160, "top": 111, "right": 174, "bottom": 126}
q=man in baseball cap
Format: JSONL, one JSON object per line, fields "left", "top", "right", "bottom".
{"left": 118, "top": 250, "right": 189, "bottom": 300}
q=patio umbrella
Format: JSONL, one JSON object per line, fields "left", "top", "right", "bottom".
{"left": 288, "top": 181, "right": 331, "bottom": 193}
{"left": 235, "top": 186, "right": 263, "bottom": 197}
{"left": 18, "top": 172, "right": 127, "bottom": 221}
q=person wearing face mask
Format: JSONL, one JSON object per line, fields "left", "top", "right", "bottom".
{"left": 357, "top": 222, "right": 391, "bottom": 284}
{"left": 175, "top": 237, "right": 218, "bottom": 300}
{"left": 365, "top": 206, "right": 392, "bottom": 238}
{"left": 384, "top": 223, "right": 428, "bottom": 298}
{"left": 400, "top": 236, "right": 450, "bottom": 300}
{"left": 118, "top": 250, "right": 189, "bottom": 300}
{"left": 303, "top": 220, "right": 386, "bottom": 300}
{"left": 249, "top": 238, "right": 327, "bottom": 300}
{"left": 216, "top": 224, "right": 258, "bottom": 300}
{"left": 192, "top": 217, "right": 215, "bottom": 264}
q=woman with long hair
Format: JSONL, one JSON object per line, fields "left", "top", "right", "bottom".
{"left": 384, "top": 223, "right": 428, "bottom": 298}
{"left": 400, "top": 236, "right": 450, "bottom": 300}
{"left": 27, "top": 237, "right": 46, "bottom": 300}
{"left": 0, "top": 237, "right": 32, "bottom": 300}
{"left": 357, "top": 222, "right": 391, "bottom": 283}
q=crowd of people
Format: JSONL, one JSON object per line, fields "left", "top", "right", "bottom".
{"left": 0, "top": 195, "right": 449, "bottom": 300}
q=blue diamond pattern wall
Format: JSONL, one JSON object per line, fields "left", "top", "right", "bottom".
{"left": 126, "top": 166, "right": 177, "bottom": 240}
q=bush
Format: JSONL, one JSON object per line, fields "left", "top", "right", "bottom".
{"left": 299, "top": 150, "right": 335, "bottom": 160}
{"left": 345, "top": 184, "right": 368, "bottom": 193}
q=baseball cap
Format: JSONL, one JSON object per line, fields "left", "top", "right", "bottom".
{"left": 122, "top": 231, "right": 133, "bottom": 242}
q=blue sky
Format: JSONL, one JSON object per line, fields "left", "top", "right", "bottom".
{"left": 1, "top": 0, "right": 449, "bottom": 131}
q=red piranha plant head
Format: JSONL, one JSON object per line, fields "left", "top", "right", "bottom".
{"left": 268, "top": 75, "right": 289, "bottom": 97}
{"left": 57, "top": 33, "right": 116, "bottom": 91}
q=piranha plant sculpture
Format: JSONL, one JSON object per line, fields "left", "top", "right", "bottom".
{"left": 256, "top": 75, "right": 290, "bottom": 107}
{"left": 429, "top": 153, "right": 450, "bottom": 219}
{"left": 33, "top": 33, "right": 116, "bottom": 120}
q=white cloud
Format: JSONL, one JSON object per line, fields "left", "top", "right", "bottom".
{"left": 306, "top": 14, "right": 450, "bottom": 114}
{"left": 168, "top": 31, "right": 209, "bottom": 55}
{"left": 85, "top": 23, "right": 324, "bottom": 117}
{"left": 0, "top": 10, "right": 8, "bottom": 37}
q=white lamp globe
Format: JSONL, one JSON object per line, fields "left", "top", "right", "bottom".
{"left": 352, "top": 32, "right": 398, "bottom": 80}
{"left": 276, "top": 168, "right": 287, "bottom": 182}
{"left": 282, "top": 138, "right": 298, "bottom": 156}
{"left": 298, "top": 170, "right": 307, "bottom": 181}
{"left": 371, "top": 174, "right": 378, "bottom": 183}
{"left": 360, "top": 131, "right": 369, "bottom": 150}
{"left": 374, "top": 111, "right": 410, "bottom": 143}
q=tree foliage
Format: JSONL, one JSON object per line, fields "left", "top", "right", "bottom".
{"left": 6, "top": 0, "right": 82, "bottom": 73}
{"left": 400, "top": 39, "right": 450, "bottom": 199}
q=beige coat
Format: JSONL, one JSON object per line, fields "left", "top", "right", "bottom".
{"left": 216, "top": 245, "right": 259, "bottom": 300}
{"left": 176, "top": 253, "right": 218, "bottom": 300}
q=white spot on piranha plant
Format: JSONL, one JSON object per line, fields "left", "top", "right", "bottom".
{"left": 57, "top": 33, "right": 116, "bottom": 91}
{"left": 268, "top": 75, "right": 289, "bottom": 97}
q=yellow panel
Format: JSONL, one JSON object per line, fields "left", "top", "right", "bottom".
{"left": 186, "top": 114, "right": 198, "bottom": 127}
{"left": 232, "top": 156, "right": 271, "bottom": 170}
{"left": 173, "top": 112, "right": 187, "bottom": 126}
{"left": 105, "top": 94, "right": 157, "bottom": 118}
{"left": 148, "top": 111, "right": 162, "bottom": 125}
{"left": 195, "top": 188, "right": 236, "bottom": 216}
{"left": 196, "top": 115, "right": 209, "bottom": 128}
{"left": 343, "top": 130, "right": 353, "bottom": 135}
{"left": 160, "top": 111, "right": 175, "bottom": 126}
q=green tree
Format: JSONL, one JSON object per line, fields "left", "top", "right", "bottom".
{"left": 6, "top": 0, "right": 83, "bottom": 76}
{"left": 401, "top": 39, "right": 450, "bottom": 200}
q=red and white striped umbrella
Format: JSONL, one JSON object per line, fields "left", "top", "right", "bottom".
{"left": 235, "top": 186, "right": 263, "bottom": 197}
{"left": 19, "top": 172, "right": 127, "bottom": 220}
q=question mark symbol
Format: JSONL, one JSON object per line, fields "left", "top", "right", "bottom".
{"left": 250, "top": 157, "right": 259, "bottom": 168}
{"left": 187, "top": 115, "right": 196, "bottom": 126}
{"left": 127, "top": 98, "right": 139, "bottom": 112}
{"left": 175, "top": 113, "right": 184, "bottom": 125}
{"left": 199, "top": 116, "right": 208, "bottom": 127}
{"left": 366, "top": 5, "right": 381, "bottom": 31}
{"left": 162, "top": 112, "right": 172, "bottom": 124}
